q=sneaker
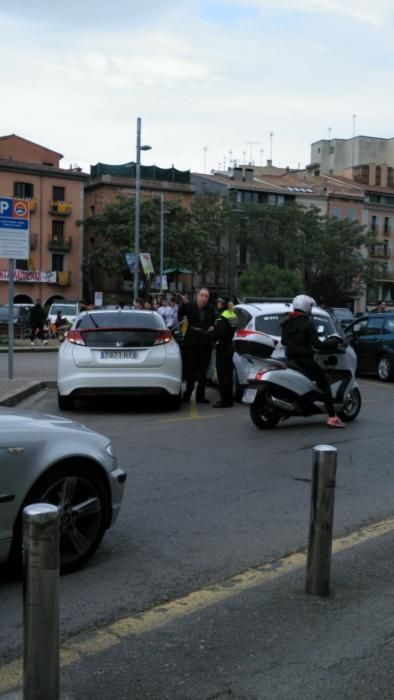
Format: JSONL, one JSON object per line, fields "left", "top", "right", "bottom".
{"left": 30, "top": 341, "right": 35, "bottom": 346}
{"left": 327, "top": 416, "right": 345, "bottom": 429}
{"left": 42, "top": 340, "right": 48, "bottom": 345}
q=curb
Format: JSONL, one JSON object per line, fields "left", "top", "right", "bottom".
{"left": 0, "top": 347, "right": 59, "bottom": 353}
{"left": 0, "top": 381, "right": 57, "bottom": 407}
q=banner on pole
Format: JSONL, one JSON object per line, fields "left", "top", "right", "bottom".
{"left": 139, "top": 253, "right": 154, "bottom": 275}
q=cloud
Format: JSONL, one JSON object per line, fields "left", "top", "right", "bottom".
{"left": 222, "top": 0, "right": 393, "bottom": 26}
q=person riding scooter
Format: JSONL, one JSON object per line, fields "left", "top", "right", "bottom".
{"left": 281, "top": 294, "right": 345, "bottom": 428}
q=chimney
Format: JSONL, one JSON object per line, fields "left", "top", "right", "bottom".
{"left": 244, "top": 167, "right": 254, "bottom": 183}
{"left": 230, "top": 166, "right": 243, "bottom": 181}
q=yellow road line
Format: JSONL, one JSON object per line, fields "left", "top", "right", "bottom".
{"left": 2, "top": 514, "right": 394, "bottom": 693}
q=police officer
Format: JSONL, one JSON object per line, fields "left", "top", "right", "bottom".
{"left": 213, "top": 297, "right": 238, "bottom": 408}
{"left": 178, "top": 288, "right": 216, "bottom": 403}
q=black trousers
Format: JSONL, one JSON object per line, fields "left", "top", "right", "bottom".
{"left": 216, "top": 346, "right": 234, "bottom": 405}
{"left": 30, "top": 324, "right": 44, "bottom": 342}
{"left": 292, "top": 357, "right": 335, "bottom": 417}
{"left": 183, "top": 344, "right": 212, "bottom": 399}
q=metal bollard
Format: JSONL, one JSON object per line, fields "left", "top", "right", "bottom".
{"left": 305, "top": 444, "right": 337, "bottom": 597}
{"left": 23, "top": 503, "right": 60, "bottom": 700}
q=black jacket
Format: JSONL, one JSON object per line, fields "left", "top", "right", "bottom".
{"left": 178, "top": 302, "right": 216, "bottom": 349}
{"left": 281, "top": 312, "right": 320, "bottom": 361}
{"left": 29, "top": 304, "right": 46, "bottom": 328}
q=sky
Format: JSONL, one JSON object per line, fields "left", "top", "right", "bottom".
{"left": 1, "top": 0, "right": 394, "bottom": 175}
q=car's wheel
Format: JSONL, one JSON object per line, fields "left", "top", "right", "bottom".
{"left": 250, "top": 397, "right": 280, "bottom": 429}
{"left": 58, "top": 392, "right": 75, "bottom": 410}
{"left": 14, "top": 463, "right": 110, "bottom": 575}
{"left": 377, "top": 355, "right": 394, "bottom": 382}
{"left": 338, "top": 387, "right": 361, "bottom": 422}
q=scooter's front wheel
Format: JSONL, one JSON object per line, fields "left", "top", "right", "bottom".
{"left": 250, "top": 397, "right": 280, "bottom": 429}
{"left": 338, "top": 387, "right": 361, "bottom": 422}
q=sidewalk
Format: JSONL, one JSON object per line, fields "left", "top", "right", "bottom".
{"left": 0, "top": 340, "right": 58, "bottom": 406}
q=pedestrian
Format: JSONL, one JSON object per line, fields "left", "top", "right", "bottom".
{"left": 281, "top": 294, "right": 345, "bottom": 428}
{"left": 168, "top": 297, "right": 179, "bottom": 329}
{"left": 178, "top": 288, "right": 216, "bottom": 403}
{"left": 29, "top": 298, "right": 48, "bottom": 345}
{"left": 371, "top": 300, "right": 387, "bottom": 313}
{"left": 213, "top": 297, "right": 238, "bottom": 408}
{"left": 158, "top": 297, "right": 173, "bottom": 328}
{"left": 133, "top": 297, "right": 145, "bottom": 310}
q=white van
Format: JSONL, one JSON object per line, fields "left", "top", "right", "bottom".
{"left": 47, "top": 302, "right": 80, "bottom": 326}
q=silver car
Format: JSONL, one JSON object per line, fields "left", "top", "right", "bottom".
{"left": 0, "top": 407, "right": 126, "bottom": 575}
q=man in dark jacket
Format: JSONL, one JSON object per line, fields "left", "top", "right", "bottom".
{"left": 213, "top": 298, "right": 237, "bottom": 408}
{"left": 178, "top": 288, "right": 216, "bottom": 403}
{"left": 281, "top": 294, "right": 345, "bottom": 428}
{"left": 29, "top": 298, "right": 47, "bottom": 345}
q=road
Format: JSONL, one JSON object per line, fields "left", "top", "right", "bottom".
{"left": 1, "top": 363, "right": 394, "bottom": 698}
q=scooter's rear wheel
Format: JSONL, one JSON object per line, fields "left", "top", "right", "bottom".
{"left": 250, "top": 398, "right": 280, "bottom": 429}
{"left": 338, "top": 387, "right": 361, "bottom": 422}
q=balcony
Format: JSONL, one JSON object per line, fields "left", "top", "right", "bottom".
{"left": 47, "top": 236, "right": 72, "bottom": 252}
{"left": 47, "top": 271, "right": 72, "bottom": 286}
{"left": 28, "top": 198, "right": 38, "bottom": 213}
{"left": 370, "top": 244, "right": 391, "bottom": 258}
{"left": 49, "top": 200, "right": 72, "bottom": 216}
{"left": 29, "top": 233, "right": 38, "bottom": 250}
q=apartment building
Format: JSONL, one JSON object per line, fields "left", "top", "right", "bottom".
{"left": 0, "top": 134, "right": 88, "bottom": 306}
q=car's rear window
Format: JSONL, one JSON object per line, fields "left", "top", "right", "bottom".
{"left": 254, "top": 314, "right": 285, "bottom": 336}
{"left": 50, "top": 304, "right": 78, "bottom": 316}
{"left": 76, "top": 311, "right": 164, "bottom": 330}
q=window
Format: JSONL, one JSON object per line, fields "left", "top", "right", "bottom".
{"left": 384, "top": 240, "right": 389, "bottom": 256}
{"left": 354, "top": 165, "right": 369, "bottom": 184}
{"left": 16, "top": 259, "right": 28, "bottom": 270}
{"left": 52, "top": 186, "right": 65, "bottom": 201}
{"left": 375, "top": 166, "right": 381, "bottom": 186}
{"left": 371, "top": 215, "right": 377, "bottom": 232}
{"left": 384, "top": 217, "right": 390, "bottom": 234}
{"left": 52, "top": 254, "right": 64, "bottom": 272}
{"left": 14, "top": 182, "right": 34, "bottom": 198}
{"left": 365, "top": 317, "right": 384, "bottom": 335}
{"left": 388, "top": 168, "right": 394, "bottom": 187}
{"left": 52, "top": 220, "right": 64, "bottom": 241}
{"left": 347, "top": 208, "right": 356, "bottom": 222}
{"left": 331, "top": 207, "right": 341, "bottom": 219}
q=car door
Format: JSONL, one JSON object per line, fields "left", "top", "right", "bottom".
{"left": 356, "top": 316, "right": 385, "bottom": 373}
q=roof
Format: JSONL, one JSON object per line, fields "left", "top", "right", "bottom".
{"left": 90, "top": 162, "right": 191, "bottom": 184}
{"left": 0, "top": 133, "right": 63, "bottom": 158}
{"left": 0, "top": 158, "right": 88, "bottom": 181}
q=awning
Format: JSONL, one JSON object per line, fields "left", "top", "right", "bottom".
{"left": 164, "top": 266, "right": 192, "bottom": 274}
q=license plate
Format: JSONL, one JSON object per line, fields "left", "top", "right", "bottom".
{"left": 100, "top": 350, "right": 138, "bottom": 360}
{"left": 242, "top": 388, "right": 257, "bottom": 404}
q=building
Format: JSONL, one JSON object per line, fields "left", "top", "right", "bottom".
{"left": 310, "top": 135, "right": 394, "bottom": 180}
{"left": 0, "top": 134, "right": 88, "bottom": 306}
{"left": 83, "top": 162, "right": 195, "bottom": 301}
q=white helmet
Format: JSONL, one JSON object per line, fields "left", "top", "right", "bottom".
{"left": 292, "top": 294, "right": 316, "bottom": 314}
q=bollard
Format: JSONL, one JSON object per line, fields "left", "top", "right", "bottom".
{"left": 305, "top": 444, "right": 337, "bottom": 597}
{"left": 23, "top": 503, "right": 60, "bottom": 700}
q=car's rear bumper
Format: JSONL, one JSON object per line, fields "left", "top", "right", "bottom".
{"left": 58, "top": 369, "right": 182, "bottom": 397}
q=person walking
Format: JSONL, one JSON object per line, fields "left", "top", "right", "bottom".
{"left": 29, "top": 298, "right": 48, "bottom": 345}
{"left": 371, "top": 300, "right": 387, "bottom": 313}
{"left": 178, "top": 288, "right": 216, "bottom": 403}
{"left": 281, "top": 294, "right": 345, "bottom": 428}
{"left": 213, "top": 297, "right": 238, "bottom": 408}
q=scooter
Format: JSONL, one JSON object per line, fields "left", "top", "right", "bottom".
{"left": 242, "top": 336, "right": 361, "bottom": 429}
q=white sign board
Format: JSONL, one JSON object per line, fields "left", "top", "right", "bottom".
{"left": 0, "top": 197, "right": 30, "bottom": 259}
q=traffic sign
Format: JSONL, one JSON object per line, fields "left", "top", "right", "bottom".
{"left": 0, "top": 196, "right": 30, "bottom": 259}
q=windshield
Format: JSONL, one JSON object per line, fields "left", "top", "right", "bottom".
{"left": 49, "top": 304, "right": 78, "bottom": 316}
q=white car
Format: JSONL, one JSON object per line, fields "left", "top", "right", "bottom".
{"left": 47, "top": 301, "right": 80, "bottom": 327}
{"left": 57, "top": 309, "right": 182, "bottom": 410}
{"left": 232, "top": 301, "right": 338, "bottom": 399}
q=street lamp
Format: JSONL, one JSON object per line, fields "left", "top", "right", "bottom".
{"left": 134, "top": 117, "right": 152, "bottom": 300}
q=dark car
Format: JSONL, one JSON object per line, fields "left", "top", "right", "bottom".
{"left": 0, "top": 305, "right": 31, "bottom": 339}
{"left": 345, "top": 312, "right": 394, "bottom": 381}
{"left": 330, "top": 307, "right": 355, "bottom": 333}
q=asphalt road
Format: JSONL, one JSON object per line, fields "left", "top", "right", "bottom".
{"left": 1, "top": 365, "right": 394, "bottom": 698}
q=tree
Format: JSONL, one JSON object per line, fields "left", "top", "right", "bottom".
{"left": 237, "top": 263, "right": 302, "bottom": 298}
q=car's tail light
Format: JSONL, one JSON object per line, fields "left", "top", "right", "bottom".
{"left": 153, "top": 330, "right": 172, "bottom": 345}
{"left": 66, "top": 329, "right": 86, "bottom": 346}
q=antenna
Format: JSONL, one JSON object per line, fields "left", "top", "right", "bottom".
{"left": 260, "top": 148, "right": 264, "bottom": 166}
{"left": 229, "top": 150, "right": 233, "bottom": 168}
{"left": 328, "top": 127, "right": 332, "bottom": 141}
{"left": 352, "top": 114, "right": 357, "bottom": 168}
{"left": 246, "top": 141, "right": 259, "bottom": 165}
{"left": 269, "top": 132, "right": 274, "bottom": 162}
{"left": 203, "top": 145, "right": 207, "bottom": 174}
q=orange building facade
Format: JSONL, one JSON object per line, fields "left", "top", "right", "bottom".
{"left": 0, "top": 135, "right": 87, "bottom": 306}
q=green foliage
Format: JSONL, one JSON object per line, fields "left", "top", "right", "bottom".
{"left": 237, "top": 264, "right": 302, "bottom": 297}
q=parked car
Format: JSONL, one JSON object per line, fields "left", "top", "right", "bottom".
{"left": 330, "top": 307, "right": 355, "bottom": 333}
{"left": 345, "top": 312, "right": 394, "bottom": 381}
{"left": 0, "top": 305, "right": 31, "bottom": 339}
{"left": 232, "top": 302, "right": 338, "bottom": 399}
{"left": 57, "top": 308, "right": 182, "bottom": 410}
{"left": 47, "top": 301, "right": 80, "bottom": 327}
{"left": 0, "top": 407, "right": 126, "bottom": 574}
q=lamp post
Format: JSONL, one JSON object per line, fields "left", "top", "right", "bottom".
{"left": 134, "top": 117, "right": 152, "bottom": 300}
{"left": 160, "top": 193, "right": 165, "bottom": 294}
